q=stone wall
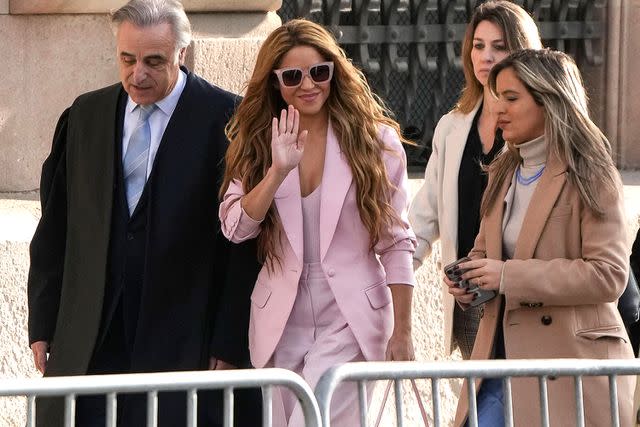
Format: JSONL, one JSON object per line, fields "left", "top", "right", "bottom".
{"left": 0, "top": 199, "right": 39, "bottom": 426}
{"left": 0, "top": 1, "right": 281, "bottom": 192}
{"left": 8, "top": 0, "right": 281, "bottom": 14}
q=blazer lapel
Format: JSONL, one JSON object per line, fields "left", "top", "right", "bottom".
{"left": 320, "top": 122, "right": 353, "bottom": 261}
{"left": 274, "top": 167, "right": 304, "bottom": 264}
{"left": 512, "top": 153, "right": 567, "bottom": 260}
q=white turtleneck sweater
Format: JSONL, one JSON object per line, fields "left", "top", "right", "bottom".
{"left": 499, "top": 135, "right": 547, "bottom": 292}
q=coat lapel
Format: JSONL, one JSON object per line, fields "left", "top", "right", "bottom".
{"left": 484, "top": 173, "right": 511, "bottom": 260}
{"left": 274, "top": 167, "right": 304, "bottom": 264}
{"left": 320, "top": 122, "right": 353, "bottom": 261}
{"left": 512, "top": 152, "right": 567, "bottom": 260}
{"left": 87, "top": 84, "right": 121, "bottom": 238}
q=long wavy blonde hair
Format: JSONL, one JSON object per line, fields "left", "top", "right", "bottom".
{"left": 483, "top": 49, "right": 619, "bottom": 217}
{"left": 457, "top": 0, "right": 542, "bottom": 114}
{"left": 220, "top": 19, "right": 406, "bottom": 269}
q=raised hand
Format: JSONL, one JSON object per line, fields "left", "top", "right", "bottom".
{"left": 271, "top": 105, "right": 308, "bottom": 177}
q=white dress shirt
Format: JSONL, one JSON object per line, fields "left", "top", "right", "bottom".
{"left": 121, "top": 69, "right": 187, "bottom": 178}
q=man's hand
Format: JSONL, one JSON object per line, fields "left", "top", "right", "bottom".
{"left": 208, "top": 357, "right": 237, "bottom": 370}
{"left": 30, "top": 341, "right": 48, "bottom": 374}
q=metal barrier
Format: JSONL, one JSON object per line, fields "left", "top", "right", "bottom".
{"left": 5, "top": 359, "right": 638, "bottom": 426}
{"left": 0, "top": 368, "right": 321, "bottom": 427}
{"left": 314, "top": 358, "right": 640, "bottom": 427}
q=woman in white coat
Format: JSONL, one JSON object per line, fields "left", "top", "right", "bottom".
{"left": 409, "top": 0, "right": 541, "bottom": 358}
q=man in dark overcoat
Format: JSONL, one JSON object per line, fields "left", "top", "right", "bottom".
{"left": 26, "top": 0, "right": 261, "bottom": 425}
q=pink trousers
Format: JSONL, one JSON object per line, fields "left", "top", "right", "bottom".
{"left": 271, "top": 262, "right": 373, "bottom": 427}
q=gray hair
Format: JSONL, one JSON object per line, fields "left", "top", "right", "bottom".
{"left": 111, "top": 0, "right": 192, "bottom": 51}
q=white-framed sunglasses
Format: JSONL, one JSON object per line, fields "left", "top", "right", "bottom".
{"left": 273, "top": 61, "right": 334, "bottom": 88}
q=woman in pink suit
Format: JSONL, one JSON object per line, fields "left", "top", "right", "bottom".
{"left": 218, "top": 19, "right": 416, "bottom": 427}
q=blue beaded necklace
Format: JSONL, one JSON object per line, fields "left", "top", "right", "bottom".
{"left": 516, "top": 164, "right": 545, "bottom": 185}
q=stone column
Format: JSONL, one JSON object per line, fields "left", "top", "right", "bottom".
{"left": 603, "top": 0, "right": 640, "bottom": 169}
{"left": 0, "top": 0, "right": 281, "bottom": 192}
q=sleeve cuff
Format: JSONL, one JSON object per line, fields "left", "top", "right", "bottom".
{"left": 384, "top": 251, "right": 416, "bottom": 286}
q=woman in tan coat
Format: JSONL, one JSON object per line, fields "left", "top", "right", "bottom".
{"left": 450, "top": 49, "right": 635, "bottom": 426}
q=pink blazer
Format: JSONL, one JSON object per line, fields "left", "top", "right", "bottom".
{"left": 219, "top": 123, "right": 416, "bottom": 368}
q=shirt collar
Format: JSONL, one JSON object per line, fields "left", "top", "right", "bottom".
{"left": 125, "top": 68, "right": 187, "bottom": 116}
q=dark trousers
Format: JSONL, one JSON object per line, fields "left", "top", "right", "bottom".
{"left": 76, "top": 301, "right": 132, "bottom": 427}
{"left": 76, "top": 303, "right": 263, "bottom": 427}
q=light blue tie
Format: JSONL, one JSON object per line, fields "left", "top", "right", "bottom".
{"left": 124, "top": 104, "right": 156, "bottom": 215}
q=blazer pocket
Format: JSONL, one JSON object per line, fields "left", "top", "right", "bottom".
{"left": 548, "top": 204, "right": 572, "bottom": 219}
{"left": 365, "top": 281, "right": 392, "bottom": 309}
{"left": 250, "top": 282, "right": 272, "bottom": 309}
{"left": 576, "top": 325, "right": 628, "bottom": 343}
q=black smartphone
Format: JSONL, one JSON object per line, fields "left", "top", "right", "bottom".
{"left": 467, "top": 287, "right": 496, "bottom": 306}
{"left": 443, "top": 257, "right": 496, "bottom": 307}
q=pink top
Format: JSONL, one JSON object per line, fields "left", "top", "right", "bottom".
{"left": 301, "top": 184, "right": 322, "bottom": 263}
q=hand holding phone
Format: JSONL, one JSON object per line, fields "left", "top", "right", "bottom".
{"left": 444, "top": 257, "right": 472, "bottom": 288}
{"left": 443, "top": 257, "right": 496, "bottom": 307}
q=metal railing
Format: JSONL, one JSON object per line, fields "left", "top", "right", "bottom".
{"left": 5, "top": 358, "right": 638, "bottom": 426}
{"left": 314, "top": 358, "right": 640, "bottom": 427}
{"left": 0, "top": 368, "right": 321, "bottom": 427}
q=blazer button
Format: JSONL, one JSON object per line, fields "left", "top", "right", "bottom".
{"left": 327, "top": 268, "right": 335, "bottom": 277}
{"left": 541, "top": 315, "right": 552, "bottom": 326}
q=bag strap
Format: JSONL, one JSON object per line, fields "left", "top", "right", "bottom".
{"left": 411, "top": 379, "right": 430, "bottom": 425}
{"left": 374, "top": 379, "right": 430, "bottom": 427}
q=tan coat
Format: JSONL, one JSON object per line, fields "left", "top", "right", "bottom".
{"left": 454, "top": 152, "right": 635, "bottom": 427}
